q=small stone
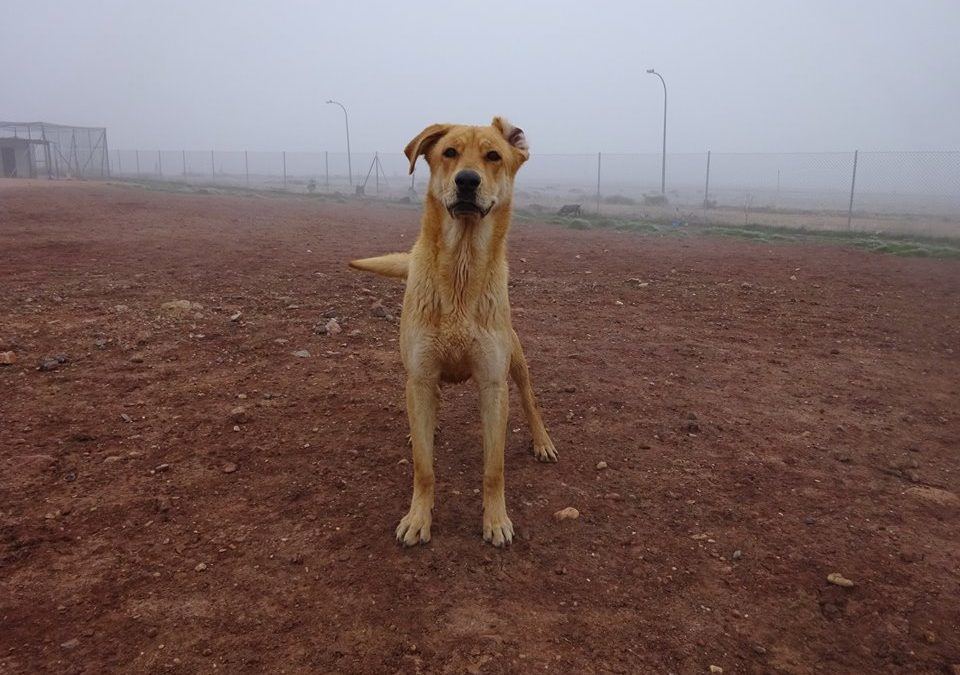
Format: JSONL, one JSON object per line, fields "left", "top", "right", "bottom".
{"left": 194, "top": 562, "right": 207, "bottom": 572}
{"left": 0, "top": 351, "right": 15, "bottom": 365}
{"left": 154, "top": 463, "right": 171, "bottom": 473}
{"left": 60, "top": 638, "right": 80, "bottom": 650}
{"left": 740, "top": 282, "right": 753, "bottom": 289}
{"left": 826, "top": 572, "right": 854, "bottom": 588}
{"left": 562, "top": 385, "right": 577, "bottom": 393}
{"left": 832, "top": 451, "right": 852, "bottom": 463}
{"left": 38, "top": 357, "right": 65, "bottom": 371}
{"left": 596, "top": 461, "right": 608, "bottom": 470}
{"left": 898, "top": 550, "right": 923, "bottom": 563}
{"left": 804, "top": 516, "right": 816, "bottom": 525}
{"left": 397, "top": 458, "right": 409, "bottom": 465}
{"left": 222, "top": 462, "right": 237, "bottom": 474}
{"left": 371, "top": 302, "right": 388, "bottom": 318}
{"left": 324, "top": 318, "right": 342, "bottom": 335}
{"left": 130, "top": 354, "right": 144, "bottom": 363}
{"left": 709, "top": 666, "right": 723, "bottom": 674}
{"left": 623, "top": 278, "right": 648, "bottom": 288}
{"left": 292, "top": 350, "right": 310, "bottom": 358}
{"left": 230, "top": 406, "right": 250, "bottom": 424}
{"left": 103, "top": 455, "right": 122, "bottom": 463}
{"left": 732, "top": 549, "right": 742, "bottom": 560}
{"left": 230, "top": 310, "right": 243, "bottom": 322}
{"left": 120, "top": 413, "right": 133, "bottom": 423}
{"left": 753, "top": 645, "right": 767, "bottom": 656}
{"left": 553, "top": 507, "right": 580, "bottom": 521}
{"left": 603, "top": 492, "right": 621, "bottom": 500}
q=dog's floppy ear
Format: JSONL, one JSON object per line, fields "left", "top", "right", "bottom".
{"left": 491, "top": 116, "right": 529, "bottom": 163}
{"left": 404, "top": 124, "right": 452, "bottom": 175}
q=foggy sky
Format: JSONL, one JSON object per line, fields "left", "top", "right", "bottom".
{"left": 2, "top": 1, "right": 958, "bottom": 154}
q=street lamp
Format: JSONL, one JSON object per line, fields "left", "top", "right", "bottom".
{"left": 646, "top": 68, "right": 667, "bottom": 194}
{"left": 326, "top": 99, "right": 352, "bottom": 186}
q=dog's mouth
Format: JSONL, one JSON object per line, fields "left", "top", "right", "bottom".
{"left": 447, "top": 199, "right": 492, "bottom": 219}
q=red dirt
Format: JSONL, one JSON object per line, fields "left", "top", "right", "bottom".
{"left": 1, "top": 181, "right": 958, "bottom": 674}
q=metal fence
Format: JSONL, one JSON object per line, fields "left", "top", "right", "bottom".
{"left": 109, "top": 148, "right": 960, "bottom": 237}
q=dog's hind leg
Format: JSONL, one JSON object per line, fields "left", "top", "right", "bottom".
{"left": 396, "top": 376, "right": 439, "bottom": 546}
{"left": 509, "top": 330, "right": 558, "bottom": 463}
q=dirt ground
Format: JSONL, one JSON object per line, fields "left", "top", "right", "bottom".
{"left": 1, "top": 180, "right": 958, "bottom": 674}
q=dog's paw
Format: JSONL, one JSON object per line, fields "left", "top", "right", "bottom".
{"left": 532, "top": 438, "right": 558, "bottom": 463}
{"left": 482, "top": 511, "right": 514, "bottom": 548}
{"left": 396, "top": 506, "right": 432, "bottom": 546}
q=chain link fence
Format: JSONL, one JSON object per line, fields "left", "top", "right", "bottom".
{"left": 110, "top": 148, "right": 960, "bottom": 237}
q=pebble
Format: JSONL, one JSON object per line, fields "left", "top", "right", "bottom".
{"left": 130, "top": 354, "right": 144, "bottom": 363}
{"left": 60, "top": 638, "right": 80, "bottom": 650}
{"left": 371, "top": 302, "right": 388, "bottom": 318}
{"left": 562, "top": 385, "right": 576, "bottom": 393}
{"left": 596, "top": 461, "right": 608, "bottom": 470}
{"left": 623, "top": 278, "right": 647, "bottom": 288}
{"left": 0, "top": 351, "right": 15, "bottom": 365}
{"left": 154, "top": 463, "right": 171, "bottom": 473}
{"left": 325, "top": 318, "right": 342, "bottom": 335}
{"left": 397, "top": 458, "right": 409, "bottom": 465}
{"left": 194, "top": 562, "right": 207, "bottom": 572}
{"left": 709, "top": 666, "right": 723, "bottom": 674}
{"left": 38, "top": 355, "right": 68, "bottom": 371}
{"left": 230, "top": 310, "right": 243, "bottom": 322}
{"left": 553, "top": 507, "right": 580, "bottom": 521}
{"left": 732, "top": 550, "right": 742, "bottom": 560}
{"left": 826, "top": 572, "right": 854, "bottom": 588}
{"left": 222, "top": 462, "right": 238, "bottom": 474}
{"left": 753, "top": 645, "right": 767, "bottom": 656}
{"left": 292, "top": 350, "right": 311, "bottom": 358}
{"left": 230, "top": 406, "right": 250, "bottom": 424}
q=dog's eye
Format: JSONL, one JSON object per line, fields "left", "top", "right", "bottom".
{"left": 442, "top": 148, "right": 458, "bottom": 158}
{"left": 485, "top": 150, "right": 502, "bottom": 161}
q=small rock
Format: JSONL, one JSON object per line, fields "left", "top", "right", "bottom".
{"left": 603, "top": 492, "right": 621, "bottom": 500}
{"left": 120, "top": 413, "right": 133, "bottom": 423}
{"left": 38, "top": 355, "right": 68, "bottom": 371}
{"left": 804, "top": 516, "right": 816, "bottom": 525}
{"left": 553, "top": 507, "right": 580, "bottom": 521}
{"left": 397, "top": 458, "right": 409, "bottom": 465}
{"left": 230, "top": 406, "right": 250, "bottom": 424}
{"left": 740, "top": 282, "right": 753, "bottom": 289}
{"left": 292, "top": 349, "right": 311, "bottom": 358}
{"left": 596, "top": 461, "right": 608, "bottom": 470}
{"left": 709, "top": 666, "right": 723, "bottom": 674}
{"left": 230, "top": 310, "right": 243, "bottom": 322}
{"left": 562, "top": 385, "right": 576, "bottom": 394}
{"left": 154, "top": 463, "right": 171, "bottom": 473}
{"left": 732, "top": 549, "right": 743, "bottom": 560}
{"left": 753, "top": 645, "right": 767, "bottom": 656}
{"left": 222, "top": 462, "right": 237, "bottom": 474}
{"left": 832, "top": 451, "right": 852, "bottom": 463}
{"left": 161, "top": 299, "right": 202, "bottom": 317}
{"left": 623, "top": 278, "right": 648, "bottom": 288}
{"left": 371, "top": 302, "right": 388, "bottom": 318}
{"left": 103, "top": 455, "right": 122, "bottom": 463}
{"left": 324, "top": 318, "right": 342, "bottom": 336}
{"left": 826, "top": 572, "right": 854, "bottom": 588}
{"left": 194, "top": 562, "right": 207, "bottom": 572}
{"left": 0, "top": 351, "right": 15, "bottom": 365}
{"left": 898, "top": 550, "right": 923, "bottom": 563}
{"left": 113, "top": 304, "right": 129, "bottom": 312}
{"left": 130, "top": 354, "right": 144, "bottom": 363}
{"left": 60, "top": 638, "right": 80, "bottom": 650}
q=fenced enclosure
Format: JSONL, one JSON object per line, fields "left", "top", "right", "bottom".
{"left": 108, "top": 147, "right": 960, "bottom": 237}
{"left": 0, "top": 121, "right": 109, "bottom": 179}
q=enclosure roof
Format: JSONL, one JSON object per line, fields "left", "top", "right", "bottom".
{"left": 0, "top": 121, "right": 107, "bottom": 131}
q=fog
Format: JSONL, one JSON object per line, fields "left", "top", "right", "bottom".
{"left": 2, "top": 0, "right": 958, "bottom": 154}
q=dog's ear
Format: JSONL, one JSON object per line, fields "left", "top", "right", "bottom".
{"left": 491, "top": 117, "right": 529, "bottom": 163}
{"left": 404, "top": 124, "right": 452, "bottom": 175}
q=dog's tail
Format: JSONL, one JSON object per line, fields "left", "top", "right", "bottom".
{"left": 349, "top": 252, "right": 410, "bottom": 279}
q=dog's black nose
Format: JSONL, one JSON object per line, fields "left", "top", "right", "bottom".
{"left": 455, "top": 170, "right": 481, "bottom": 191}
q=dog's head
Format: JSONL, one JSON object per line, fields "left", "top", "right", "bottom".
{"left": 404, "top": 117, "right": 529, "bottom": 222}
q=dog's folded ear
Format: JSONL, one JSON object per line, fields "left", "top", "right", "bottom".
{"left": 404, "top": 124, "right": 452, "bottom": 175}
{"left": 491, "top": 117, "right": 529, "bottom": 163}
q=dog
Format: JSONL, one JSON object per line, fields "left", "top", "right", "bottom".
{"left": 349, "top": 117, "right": 557, "bottom": 547}
{"left": 558, "top": 204, "right": 581, "bottom": 216}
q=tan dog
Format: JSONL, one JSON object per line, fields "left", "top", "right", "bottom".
{"left": 349, "top": 117, "right": 557, "bottom": 547}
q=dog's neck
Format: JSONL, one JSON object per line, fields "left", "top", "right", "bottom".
{"left": 421, "top": 195, "right": 512, "bottom": 307}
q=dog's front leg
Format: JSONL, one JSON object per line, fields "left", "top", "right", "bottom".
{"left": 478, "top": 379, "right": 513, "bottom": 547}
{"left": 396, "top": 376, "right": 439, "bottom": 546}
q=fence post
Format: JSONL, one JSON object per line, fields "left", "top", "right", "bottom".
{"left": 116, "top": 150, "right": 122, "bottom": 175}
{"left": 245, "top": 151, "right": 249, "bottom": 187}
{"left": 702, "top": 150, "right": 712, "bottom": 221}
{"left": 282, "top": 151, "right": 287, "bottom": 189}
{"left": 182, "top": 150, "right": 186, "bottom": 177}
{"left": 157, "top": 150, "right": 162, "bottom": 177}
{"left": 847, "top": 149, "right": 858, "bottom": 230}
{"left": 325, "top": 151, "right": 329, "bottom": 190}
{"left": 135, "top": 150, "right": 140, "bottom": 177}
{"left": 596, "top": 151, "right": 601, "bottom": 215}
{"left": 211, "top": 150, "right": 215, "bottom": 180}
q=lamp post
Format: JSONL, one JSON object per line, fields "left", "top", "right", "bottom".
{"left": 326, "top": 99, "right": 352, "bottom": 186}
{"left": 646, "top": 68, "right": 667, "bottom": 194}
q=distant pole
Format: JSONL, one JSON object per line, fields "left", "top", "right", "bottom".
{"left": 596, "top": 151, "right": 602, "bottom": 214}
{"left": 326, "top": 100, "right": 352, "bottom": 185}
{"left": 135, "top": 150, "right": 140, "bottom": 177}
{"left": 703, "top": 150, "right": 711, "bottom": 209}
{"left": 157, "top": 150, "right": 162, "bottom": 177}
{"left": 325, "top": 151, "right": 329, "bottom": 189}
{"left": 375, "top": 152, "right": 380, "bottom": 194}
{"left": 282, "top": 151, "right": 287, "bottom": 189}
{"left": 211, "top": 150, "right": 215, "bottom": 179}
{"left": 182, "top": 150, "right": 186, "bottom": 177}
{"left": 847, "top": 150, "right": 859, "bottom": 230}
{"left": 647, "top": 68, "right": 667, "bottom": 194}
{"left": 116, "top": 150, "right": 122, "bottom": 175}
{"left": 244, "top": 151, "right": 249, "bottom": 187}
